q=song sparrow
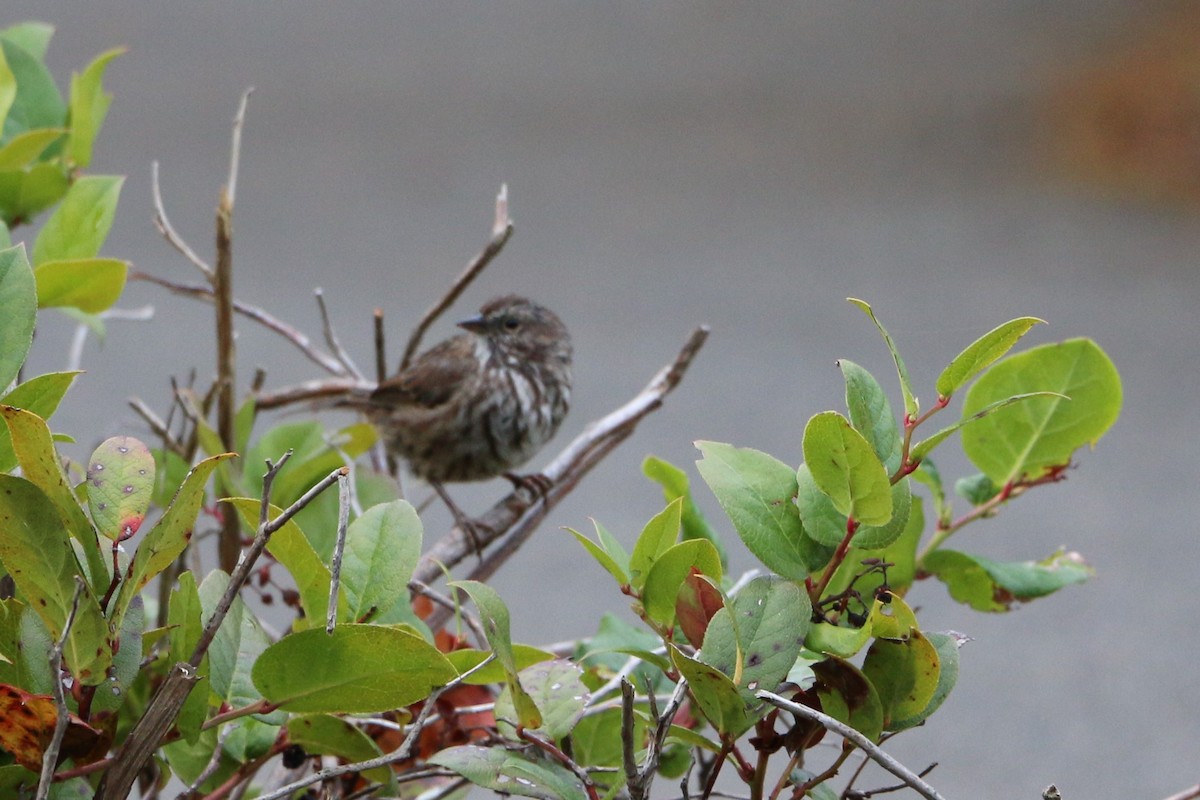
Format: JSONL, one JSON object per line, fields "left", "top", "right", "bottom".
{"left": 349, "top": 296, "right": 572, "bottom": 543}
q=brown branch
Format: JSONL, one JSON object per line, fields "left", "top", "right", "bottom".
{"left": 127, "top": 396, "right": 188, "bottom": 458}
{"left": 417, "top": 325, "right": 709, "bottom": 621}
{"left": 226, "top": 88, "right": 253, "bottom": 206}
{"left": 94, "top": 662, "right": 201, "bottom": 800}
{"left": 400, "top": 184, "right": 512, "bottom": 371}
{"left": 130, "top": 270, "right": 348, "bottom": 376}
{"left": 252, "top": 377, "right": 367, "bottom": 409}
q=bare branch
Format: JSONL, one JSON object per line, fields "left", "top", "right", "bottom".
{"left": 373, "top": 308, "right": 387, "bottom": 383}
{"left": 400, "top": 184, "right": 514, "bottom": 372}
{"left": 95, "top": 663, "right": 201, "bottom": 800}
{"left": 152, "top": 160, "right": 213, "bottom": 279}
{"left": 415, "top": 325, "right": 709, "bottom": 589}
{"left": 37, "top": 577, "right": 85, "bottom": 800}
{"left": 327, "top": 471, "right": 351, "bottom": 632}
{"left": 128, "top": 396, "right": 188, "bottom": 458}
{"left": 130, "top": 270, "right": 348, "bottom": 376}
{"left": 252, "top": 377, "right": 367, "bottom": 409}
{"left": 1161, "top": 786, "right": 1200, "bottom": 800}
{"left": 226, "top": 87, "right": 254, "bottom": 207}
{"left": 316, "top": 288, "right": 364, "bottom": 379}
{"left": 756, "top": 690, "right": 947, "bottom": 800}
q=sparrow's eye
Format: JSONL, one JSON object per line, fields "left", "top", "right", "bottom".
{"left": 502, "top": 317, "right": 520, "bottom": 331}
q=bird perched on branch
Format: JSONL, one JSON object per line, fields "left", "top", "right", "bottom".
{"left": 349, "top": 295, "right": 573, "bottom": 544}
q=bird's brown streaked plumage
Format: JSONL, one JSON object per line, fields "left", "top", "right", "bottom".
{"left": 363, "top": 295, "right": 573, "bottom": 485}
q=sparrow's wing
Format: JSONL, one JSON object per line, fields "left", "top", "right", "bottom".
{"left": 370, "top": 336, "right": 474, "bottom": 409}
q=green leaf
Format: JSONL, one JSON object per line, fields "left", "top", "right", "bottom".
{"left": 496, "top": 659, "right": 588, "bottom": 740}
{"left": 839, "top": 359, "right": 902, "bottom": 473}
{"left": 287, "top": 715, "right": 393, "bottom": 785}
{"left": 32, "top": 175, "right": 123, "bottom": 264}
{"left": 445, "top": 644, "right": 555, "bottom": 685}
{"left": 826, "top": 497, "right": 924, "bottom": 601}
{"left": 35, "top": 257, "right": 127, "bottom": 312}
{"left": 889, "top": 631, "right": 963, "bottom": 731}
{"left": 861, "top": 629, "right": 940, "bottom": 731}
{"left": 0, "top": 244, "right": 36, "bottom": 390}
{"left": 0, "top": 475, "right": 109, "bottom": 684}
{"left": 0, "top": 372, "right": 78, "bottom": 473}
{"left": 111, "top": 452, "right": 235, "bottom": 632}
{"left": 66, "top": 47, "right": 124, "bottom": 169}
{"left": 804, "top": 598, "right": 886, "bottom": 659}
{"left": 923, "top": 548, "right": 1092, "bottom": 612}
{"left": 850, "top": 478, "right": 911, "bottom": 550}
{"left": 430, "top": 745, "right": 587, "bottom": 800}
{"left": 341, "top": 500, "right": 422, "bottom": 623}
{"left": 700, "top": 576, "right": 810, "bottom": 693}
{"left": 0, "top": 38, "right": 65, "bottom": 144}
{"left": 641, "top": 538, "right": 722, "bottom": 629}
{"left": 567, "top": 521, "right": 630, "bottom": 587}
{"left": 85, "top": 435, "right": 154, "bottom": 542}
{"left": 0, "top": 23, "right": 54, "bottom": 62}
{"left": 451, "top": 579, "right": 542, "bottom": 729}
{"left": 227, "top": 497, "right": 343, "bottom": 630}
{"left": 811, "top": 656, "right": 884, "bottom": 743}
{"left": 911, "top": 391, "right": 1066, "bottom": 463}
{"left": 0, "top": 48, "right": 13, "bottom": 133}
{"left": 628, "top": 497, "right": 682, "bottom": 590}
{"left": 695, "top": 440, "right": 830, "bottom": 579}
{"left": 936, "top": 317, "right": 1045, "bottom": 398}
{"left": 961, "top": 338, "right": 1122, "bottom": 484}
{"left": 0, "top": 128, "right": 63, "bottom": 170}
{"left": 954, "top": 473, "right": 998, "bottom": 506}
{"left": 168, "top": 571, "right": 208, "bottom": 743}
{"left": 802, "top": 411, "right": 892, "bottom": 526}
{"left": 795, "top": 463, "right": 848, "bottom": 547}
{"left": 0, "top": 161, "right": 69, "bottom": 225}
{"left": 89, "top": 595, "right": 141, "bottom": 714}
{"left": 199, "top": 571, "right": 284, "bottom": 723}
{"left": 643, "top": 455, "right": 727, "bottom": 568}
{"left": 847, "top": 298, "right": 917, "bottom": 419}
{"left": 670, "top": 645, "right": 759, "bottom": 739}
{"left": 253, "top": 623, "right": 456, "bottom": 713}
{"left": 0, "top": 406, "right": 106, "bottom": 592}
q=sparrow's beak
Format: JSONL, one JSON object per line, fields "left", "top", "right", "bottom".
{"left": 456, "top": 313, "right": 488, "bottom": 334}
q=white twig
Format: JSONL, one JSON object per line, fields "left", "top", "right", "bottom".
{"left": 226, "top": 87, "right": 253, "bottom": 206}
{"left": 327, "top": 471, "right": 350, "bottom": 632}
{"left": 756, "top": 690, "right": 947, "bottom": 800}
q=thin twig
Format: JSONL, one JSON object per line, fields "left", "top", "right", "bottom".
{"left": 226, "top": 88, "right": 253, "bottom": 207}
{"left": 152, "top": 160, "right": 213, "bottom": 278}
{"left": 37, "top": 577, "right": 85, "bottom": 800}
{"left": 1161, "top": 786, "right": 1200, "bottom": 800}
{"left": 316, "top": 288, "right": 364, "bottom": 379}
{"left": 415, "top": 325, "right": 709, "bottom": 593}
{"left": 190, "top": 456, "right": 347, "bottom": 668}
{"left": 621, "top": 680, "right": 642, "bottom": 800}
{"left": 178, "top": 724, "right": 236, "bottom": 799}
{"left": 400, "top": 184, "right": 513, "bottom": 372}
{"left": 327, "top": 470, "right": 351, "bottom": 632}
{"left": 130, "top": 270, "right": 348, "bottom": 376}
{"left": 128, "top": 397, "right": 188, "bottom": 458}
{"left": 252, "top": 377, "right": 366, "bottom": 409}
{"left": 373, "top": 308, "right": 387, "bottom": 383}
{"left": 408, "top": 579, "right": 487, "bottom": 646}
{"left": 253, "top": 655, "right": 497, "bottom": 800}
{"left": 756, "top": 691, "right": 947, "bottom": 800}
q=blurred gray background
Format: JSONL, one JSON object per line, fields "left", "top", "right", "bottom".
{"left": 6, "top": 3, "right": 1199, "bottom": 798}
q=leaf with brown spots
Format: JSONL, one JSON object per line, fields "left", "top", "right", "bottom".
{"left": 0, "top": 683, "right": 102, "bottom": 771}
{"left": 86, "top": 435, "right": 155, "bottom": 542}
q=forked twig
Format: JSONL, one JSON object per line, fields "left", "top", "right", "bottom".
{"left": 151, "top": 160, "right": 212, "bottom": 279}
{"left": 400, "top": 184, "right": 513, "bottom": 371}
{"left": 756, "top": 690, "right": 946, "bottom": 800}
